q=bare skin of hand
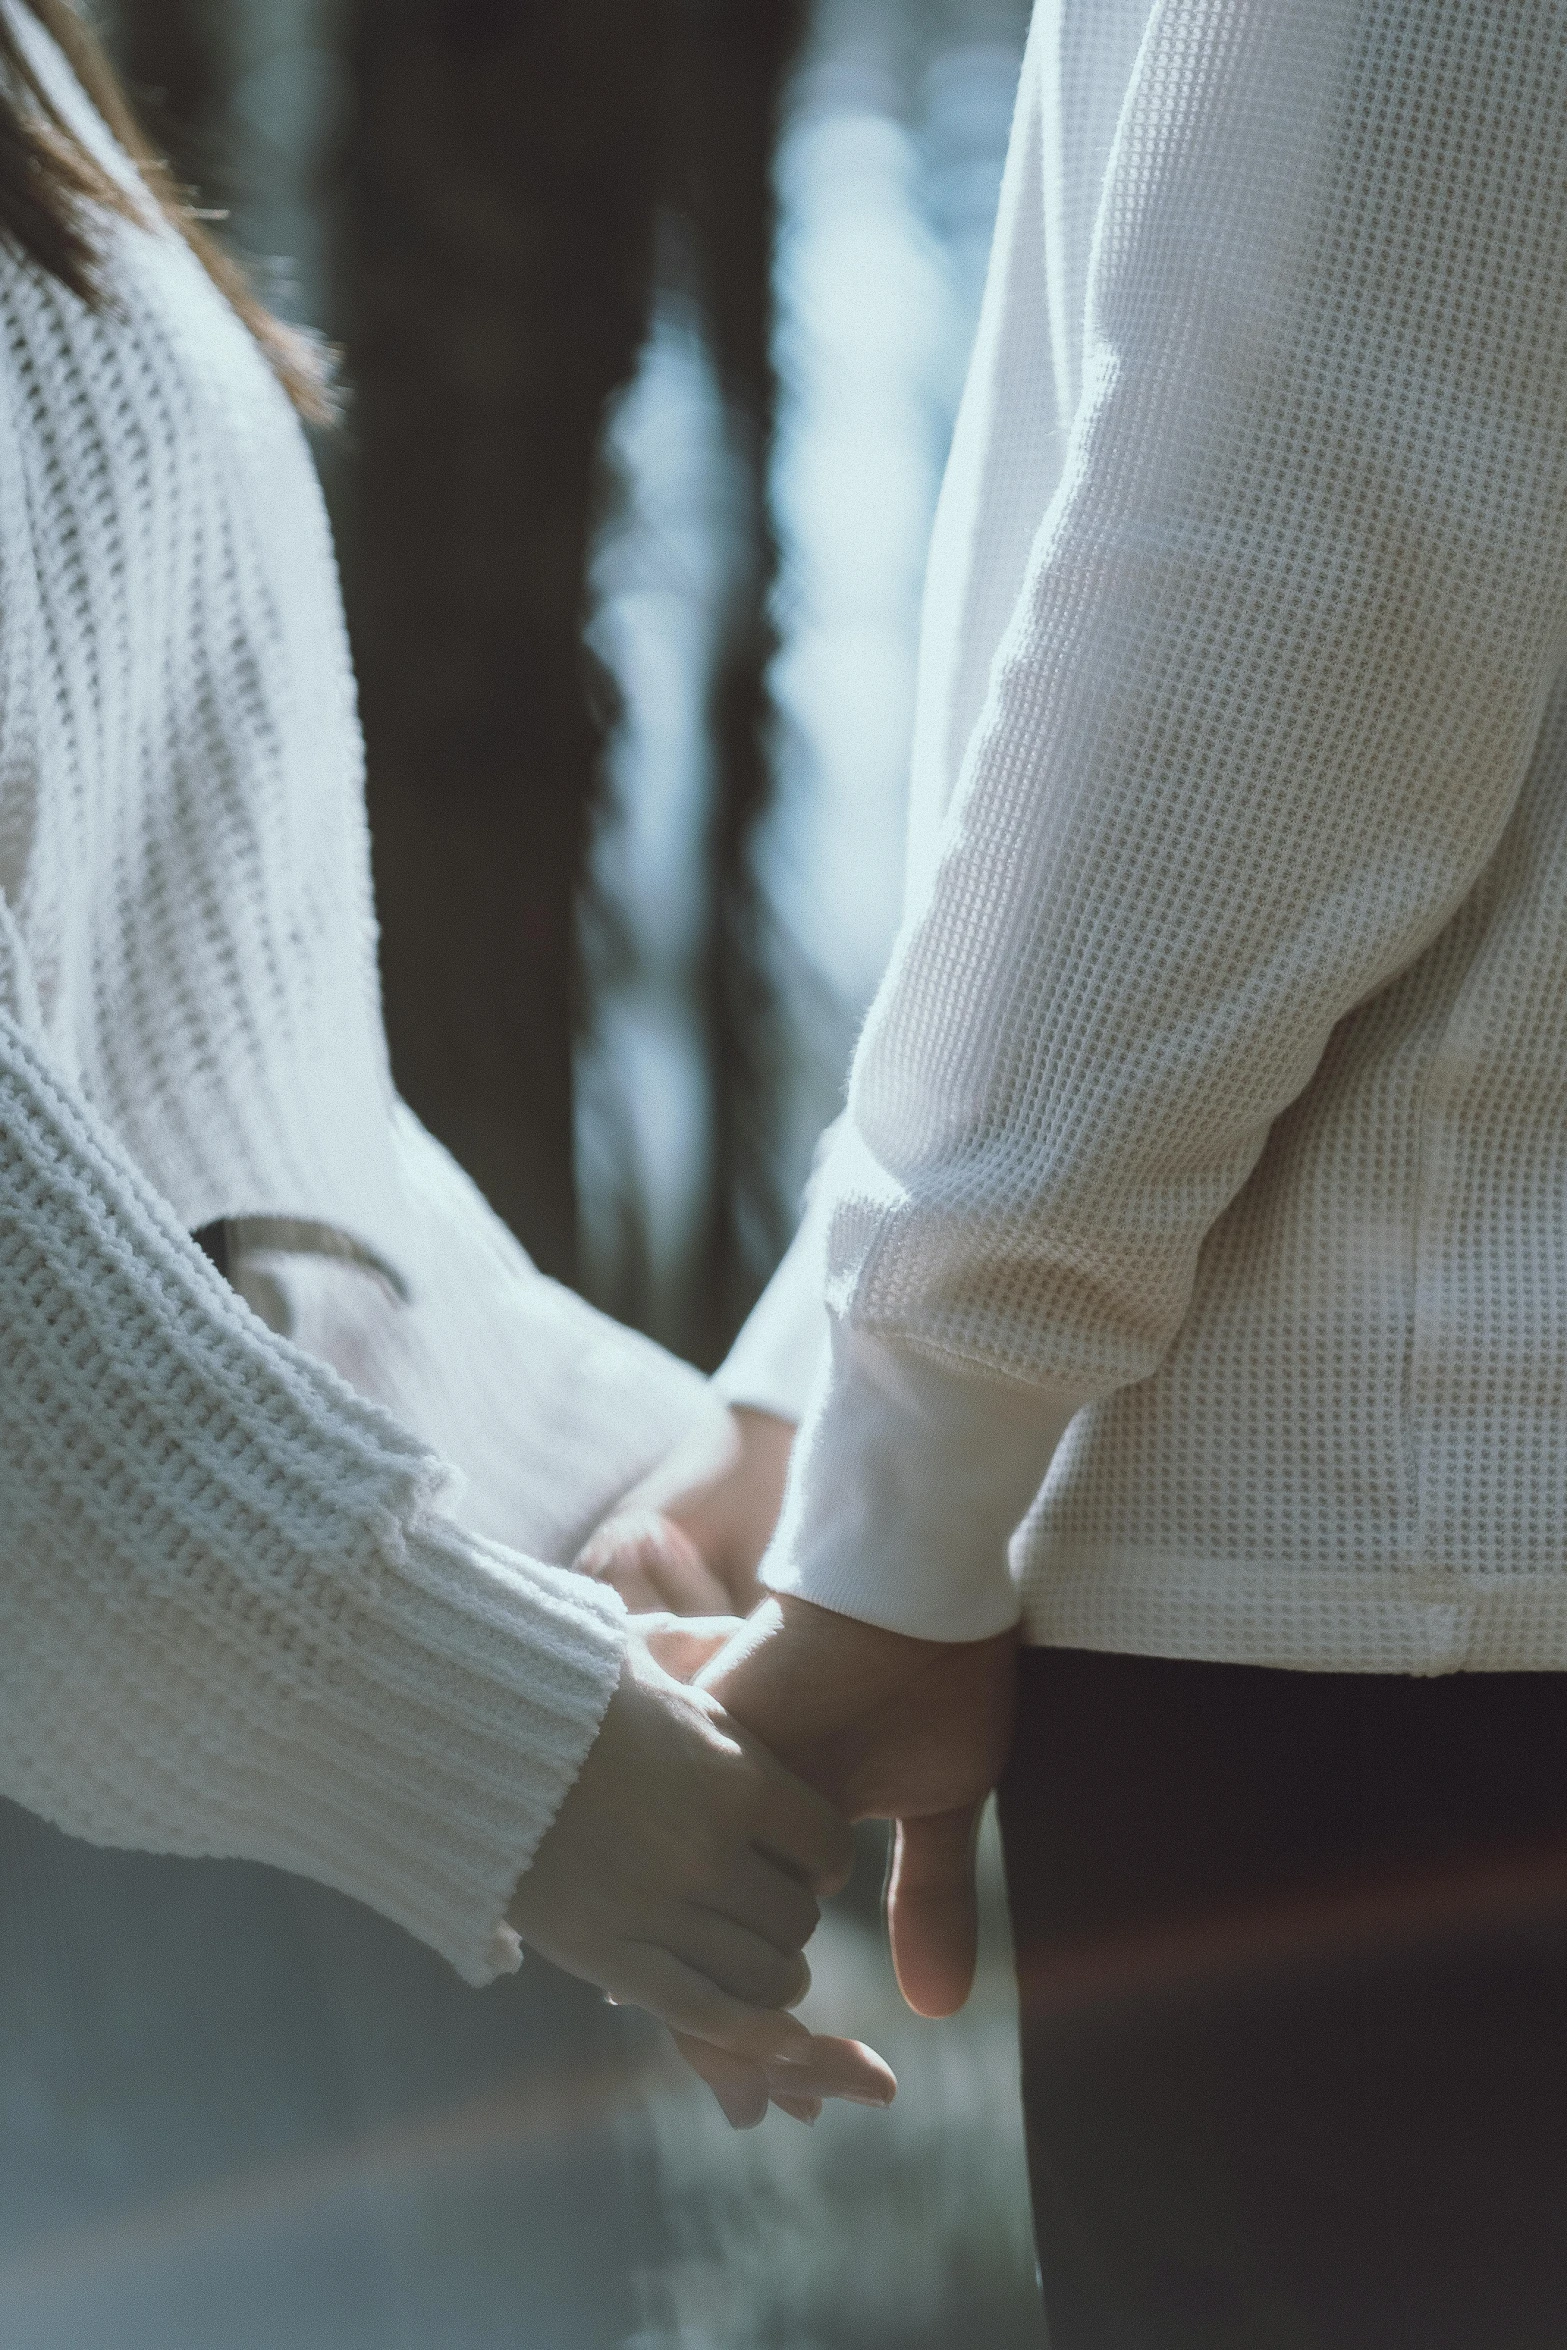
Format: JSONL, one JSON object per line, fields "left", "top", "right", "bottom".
{"left": 545, "top": 1614, "right": 895, "bottom": 2128}
{"left": 507, "top": 1626, "right": 855, "bottom": 2067}
{"left": 701, "top": 1594, "right": 1019, "bottom": 2020}
{"left": 576, "top": 1406, "right": 795, "bottom": 1617}
{"left": 588, "top": 1465, "right": 1013, "bottom": 2120}
{"left": 648, "top": 1596, "right": 1013, "bottom": 2128}
{"left": 575, "top": 1428, "right": 949, "bottom": 2133}
{"left": 670, "top": 2022, "right": 896, "bottom": 2130}
{"left": 634, "top": 1610, "right": 747, "bottom": 1685}
{"left": 577, "top": 1438, "right": 907, "bottom": 2128}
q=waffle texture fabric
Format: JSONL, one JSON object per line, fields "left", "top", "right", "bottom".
{"left": 0, "top": 1, "right": 726, "bottom": 1985}
{"left": 720, "top": 0, "right": 1567, "bottom": 1672}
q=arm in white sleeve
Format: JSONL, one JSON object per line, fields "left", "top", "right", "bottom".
{"left": 0, "top": 1010, "right": 625, "bottom": 1984}
{"left": 712, "top": 1119, "right": 841, "bottom": 1424}
{"left": 763, "top": 0, "right": 1567, "bottom": 1637}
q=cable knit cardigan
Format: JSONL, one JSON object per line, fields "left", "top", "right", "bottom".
{"left": 0, "top": 1, "right": 717, "bottom": 1985}
{"left": 721, "top": 0, "right": 1567, "bottom": 1676}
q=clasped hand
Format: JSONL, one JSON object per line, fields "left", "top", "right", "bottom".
{"left": 506, "top": 1605, "right": 904, "bottom": 2123}
{"left": 555, "top": 1408, "right": 1017, "bottom": 2128}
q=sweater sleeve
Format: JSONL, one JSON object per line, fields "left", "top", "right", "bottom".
{"left": 0, "top": 1010, "right": 626, "bottom": 1985}
{"left": 711, "top": 1121, "right": 840, "bottom": 1425}
{"left": 761, "top": 0, "right": 1567, "bottom": 1638}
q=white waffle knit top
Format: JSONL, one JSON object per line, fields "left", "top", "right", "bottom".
{"left": 721, "top": 0, "right": 1567, "bottom": 1674}
{"left": 0, "top": 0, "right": 722, "bottom": 1983}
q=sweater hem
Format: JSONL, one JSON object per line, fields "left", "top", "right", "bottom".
{"left": 1020, "top": 1551, "right": 1567, "bottom": 1675}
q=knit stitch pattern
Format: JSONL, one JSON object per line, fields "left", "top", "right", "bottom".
{"left": 738, "top": 0, "right": 1567, "bottom": 1668}
{"left": 0, "top": 1, "right": 723, "bottom": 1982}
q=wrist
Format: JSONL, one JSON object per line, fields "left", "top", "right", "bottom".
{"left": 702, "top": 1591, "right": 997, "bottom": 1728}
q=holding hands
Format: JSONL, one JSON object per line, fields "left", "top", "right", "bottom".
{"left": 700, "top": 1595, "right": 1017, "bottom": 2022}
{"left": 508, "top": 1546, "right": 897, "bottom": 2121}
{"left": 506, "top": 1618, "right": 847, "bottom": 2074}
{"left": 556, "top": 1407, "right": 1018, "bottom": 2127}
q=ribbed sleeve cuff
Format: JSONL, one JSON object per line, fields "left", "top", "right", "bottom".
{"left": 0, "top": 1010, "right": 631, "bottom": 1989}
{"left": 225, "top": 1519, "right": 628, "bottom": 1987}
{"left": 757, "top": 1321, "right": 1087, "bottom": 1642}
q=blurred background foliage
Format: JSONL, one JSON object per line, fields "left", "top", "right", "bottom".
{"left": 0, "top": 3, "right": 1045, "bottom": 2342}
{"left": 96, "top": 0, "right": 1031, "bottom": 1369}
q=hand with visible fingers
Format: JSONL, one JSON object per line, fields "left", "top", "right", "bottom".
{"left": 576, "top": 1405, "right": 795, "bottom": 1618}
{"left": 574, "top": 1508, "right": 733, "bottom": 1618}
{"left": 699, "top": 1595, "right": 1018, "bottom": 2020}
{"left": 671, "top": 2020, "right": 892, "bottom": 2133}
{"left": 669, "top": 2023, "right": 895, "bottom": 2130}
{"left": 623, "top": 1591, "right": 1013, "bottom": 2129}
{"left": 576, "top": 1433, "right": 911, "bottom": 2129}
{"left": 506, "top": 1621, "right": 875, "bottom": 2083}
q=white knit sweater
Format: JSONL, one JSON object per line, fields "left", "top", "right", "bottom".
{"left": 722, "top": 0, "right": 1567, "bottom": 1674}
{"left": 0, "top": 1, "right": 718, "bottom": 1984}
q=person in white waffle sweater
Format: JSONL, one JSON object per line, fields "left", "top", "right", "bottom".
{"left": 0, "top": 0, "right": 911, "bottom": 2130}
{"left": 586, "top": 0, "right": 1567, "bottom": 2335}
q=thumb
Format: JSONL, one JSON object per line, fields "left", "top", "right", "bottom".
{"left": 637, "top": 1613, "right": 745, "bottom": 1683}
{"left": 886, "top": 1804, "right": 984, "bottom": 2019}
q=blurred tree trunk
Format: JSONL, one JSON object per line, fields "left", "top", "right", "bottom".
{"left": 340, "top": 0, "right": 672, "bottom": 1281}
{"left": 572, "top": 0, "right": 806, "bottom": 1362}
{"left": 665, "top": 0, "right": 807, "bottom": 1360}
{"left": 107, "top": 0, "right": 806, "bottom": 1330}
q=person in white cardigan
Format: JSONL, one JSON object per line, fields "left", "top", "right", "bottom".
{"left": 588, "top": 1, "right": 1567, "bottom": 2336}
{"left": 0, "top": 0, "right": 908, "bottom": 2134}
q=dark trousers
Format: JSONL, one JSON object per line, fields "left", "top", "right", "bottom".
{"left": 999, "top": 1649, "right": 1567, "bottom": 2350}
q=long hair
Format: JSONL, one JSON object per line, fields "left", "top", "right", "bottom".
{"left": 0, "top": 0, "right": 333, "bottom": 423}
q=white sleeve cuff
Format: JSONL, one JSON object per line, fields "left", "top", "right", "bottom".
{"left": 757, "top": 1319, "right": 1087, "bottom": 1642}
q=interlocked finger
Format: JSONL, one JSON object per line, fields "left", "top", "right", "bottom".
{"left": 716, "top": 1845, "right": 821, "bottom": 1955}
{"left": 669, "top": 2031, "right": 771, "bottom": 2129}
{"left": 669, "top": 1905, "right": 812, "bottom": 2010}
{"left": 750, "top": 1767, "right": 855, "bottom": 1896}
{"left": 614, "top": 1946, "right": 815, "bottom": 2066}
{"left": 670, "top": 2026, "right": 898, "bottom": 2125}
{"left": 578, "top": 1511, "right": 732, "bottom": 1615}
